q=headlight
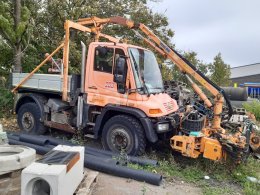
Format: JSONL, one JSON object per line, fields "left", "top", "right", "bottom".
{"left": 157, "top": 123, "right": 169, "bottom": 132}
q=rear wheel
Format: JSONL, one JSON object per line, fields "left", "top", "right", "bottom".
{"left": 102, "top": 115, "right": 146, "bottom": 156}
{"left": 17, "top": 103, "right": 47, "bottom": 135}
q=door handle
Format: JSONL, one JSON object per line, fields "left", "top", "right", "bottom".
{"left": 89, "top": 86, "right": 97, "bottom": 89}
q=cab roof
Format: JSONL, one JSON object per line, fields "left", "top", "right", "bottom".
{"left": 90, "top": 42, "right": 150, "bottom": 51}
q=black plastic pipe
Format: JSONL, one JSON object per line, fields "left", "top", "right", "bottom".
{"left": 85, "top": 154, "right": 162, "bottom": 186}
{"left": 85, "top": 147, "right": 159, "bottom": 167}
{"left": 8, "top": 139, "right": 51, "bottom": 155}
{"left": 41, "top": 136, "right": 75, "bottom": 146}
{"left": 9, "top": 133, "right": 75, "bottom": 146}
{"left": 19, "top": 134, "right": 50, "bottom": 146}
{"left": 8, "top": 133, "right": 158, "bottom": 167}
{"left": 6, "top": 134, "right": 20, "bottom": 141}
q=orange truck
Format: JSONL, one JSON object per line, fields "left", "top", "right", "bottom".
{"left": 12, "top": 16, "right": 259, "bottom": 161}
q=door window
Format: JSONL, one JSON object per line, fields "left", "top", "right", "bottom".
{"left": 94, "top": 46, "right": 114, "bottom": 73}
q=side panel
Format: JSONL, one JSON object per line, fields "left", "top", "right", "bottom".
{"left": 12, "top": 73, "right": 71, "bottom": 93}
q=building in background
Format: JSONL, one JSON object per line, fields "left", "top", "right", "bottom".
{"left": 230, "top": 63, "right": 260, "bottom": 99}
{"left": 230, "top": 63, "right": 260, "bottom": 86}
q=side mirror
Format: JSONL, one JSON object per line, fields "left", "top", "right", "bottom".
{"left": 114, "top": 57, "right": 127, "bottom": 93}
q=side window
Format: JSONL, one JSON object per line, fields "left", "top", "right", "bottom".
{"left": 94, "top": 46, "right": 114, "bottom": 73}
{"left": 114, "top": 48, "right": 125, "bottom": 66}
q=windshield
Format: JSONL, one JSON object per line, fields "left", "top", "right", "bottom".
{"left": 128, "top": 47, "right": 164, "bottom": 94}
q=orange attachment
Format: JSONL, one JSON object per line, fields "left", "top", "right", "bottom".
{"left": 171, "top": 135, "right": 224, "bottom": 161}
{"left": 170, "top": 136, "right": 201, "bottom": 158}
{"left": 201, "top": 137, "right": 223, "bottom": 161}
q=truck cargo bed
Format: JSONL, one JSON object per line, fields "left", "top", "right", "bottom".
{"left": 12, "top": 73, "right": 72, "bottom": 93}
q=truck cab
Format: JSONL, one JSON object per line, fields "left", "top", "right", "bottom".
{"left": 86, "top": 42, "right": 178, "bottom": 117}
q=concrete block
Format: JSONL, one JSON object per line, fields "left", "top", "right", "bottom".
{"left": 0, "top": 145, "right": 36, "bottom": 175}
{"left": 21, "top": 145, "right": 84, "bottom": 195}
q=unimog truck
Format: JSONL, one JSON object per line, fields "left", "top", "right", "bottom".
{"left": 12, "top": 18, "right": 179, "bottom": 156}
{"left": 12, "top": 16, "right": 259, "bottom": 162}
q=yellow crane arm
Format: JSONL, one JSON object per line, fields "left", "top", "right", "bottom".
{"left": 106, "top": 16, "right": 226, "bottom": 129}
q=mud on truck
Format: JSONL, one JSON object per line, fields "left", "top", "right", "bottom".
{"left": 12, "top": 16, "right": 259, "bottom": 162}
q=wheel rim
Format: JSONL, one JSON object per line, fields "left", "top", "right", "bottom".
{"left": 22, "top": 112, "right": 35, "bottom": 131}
{"left": 110, "top": 127, "right": 132, "bottom": 152}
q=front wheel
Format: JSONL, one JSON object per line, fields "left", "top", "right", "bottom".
{"left": 101, "top": 115, "right": 146, "bottom": 156}
{"left": 17, "top": 102, "right": 47, "bottom": 135}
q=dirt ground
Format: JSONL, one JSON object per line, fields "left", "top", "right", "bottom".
{"left": 92, "top": 173, "right": 202, "bottom": 195}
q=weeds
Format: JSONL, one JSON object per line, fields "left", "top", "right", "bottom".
{"left": 243, "top": 100, "right": 260, "bottom": 120}
{"left": 202, "top": 186, "right": 235, "bottom": 195}
{"left": 0, "top": 87, "right": 13, "bottom": 118}
{"left": 129, "top": 152, "right": 259, "bottom": 195}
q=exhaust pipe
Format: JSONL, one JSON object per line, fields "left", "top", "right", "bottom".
{"left": 81, "top": 41, "right": 86, "bottom": 93}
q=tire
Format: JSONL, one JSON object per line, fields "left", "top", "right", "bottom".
{"left": 17, "top": 102, "right": 47, "bottom": 135}
{"left": 101, "top": 115, "right": 146, "bottom": 156}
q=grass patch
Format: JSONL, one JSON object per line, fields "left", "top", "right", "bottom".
{"left": 243, "top": 100, "right": 260, "bottom": 121}
{"left": 243, "top": 181, "right": 260, "bottom": 195}
{"left": 128, "top": 152, "right": 259, "bottom": 195}
{"left": 202, "top": 186, "right": 235, "bottom": 195}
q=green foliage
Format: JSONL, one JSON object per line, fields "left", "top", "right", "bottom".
{"left": 165, "top": 50, "right": 209, "bottom": 82}
{"left": 202, "top": 186, "right": 234, "bottom": 195}
{"left": 243, "top": 100, "right": 260, "bottom": 121}
{"left": 243, "top": 181, "right": 260, "bottom": 195}
{"left": 209, "top": 53, "right": 231, "bottom": 86}
{"left": 0, "top": 0, "right": 40, "bottom": 73}
{"left": 0, "top": 0, "right": 174, "bottom": 76}
{"left": 0, "top": 87, "right": 13, "bottom": 118}
{"left": 183, "top": 51, "right": 209, "bottom": 75}
{"left": 129, "top": 153, "right": 259, "bottom": 195}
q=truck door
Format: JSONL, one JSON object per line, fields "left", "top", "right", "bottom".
{"left": 87, "top": 46, "right": 128, "bottom": 106}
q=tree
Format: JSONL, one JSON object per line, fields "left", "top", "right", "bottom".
{"left": 164, "top": 50, "right": 209, "bottom": 82}
{"left": 0, "top": 0, "right": 174, "bottom": 75}
{"left": 209, "top": 53, "right": 231, "bottom": 86}
{"left": 183, "top": 51, "right": 208, "bottom": 75}
{"left": 34, "top": 0, "right": 174, "bottom": 69}
{"left": 0, "top": 0, "right": 34, "bottom": 72}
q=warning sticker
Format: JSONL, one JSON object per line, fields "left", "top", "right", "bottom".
{"left": 105, "top": 82, "right": 114, "bottom": 89}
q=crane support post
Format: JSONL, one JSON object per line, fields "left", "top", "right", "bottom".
{"left": 62, "top": 20, "right": 70, "bottom": 101}
{"left": 61, "top": 20, "right": 120, "bottom": 101}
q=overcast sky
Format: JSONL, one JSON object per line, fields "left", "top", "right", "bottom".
{"left": 148, "top": 0, "right": 260, "bottom": 67}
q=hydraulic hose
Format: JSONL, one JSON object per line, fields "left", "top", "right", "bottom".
{"left": 171, "top": 48, "right": 233, "bottom": 118}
